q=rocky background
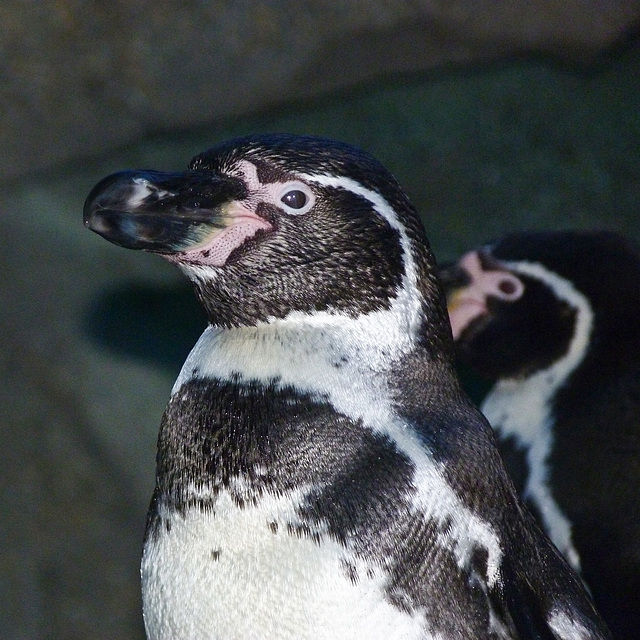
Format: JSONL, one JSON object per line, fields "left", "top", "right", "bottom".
{"left": 2, "top": 2, "right": 640, "bottom": 638}
{"left": 3, "top": 0, "right": 640, "bottom": 183}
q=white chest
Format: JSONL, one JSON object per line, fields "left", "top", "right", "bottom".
{"left": 481, "top": 379, "right": 581, "bottom": 571}
{"left": 141, "top": 490, "right": 429, "bottom": 640}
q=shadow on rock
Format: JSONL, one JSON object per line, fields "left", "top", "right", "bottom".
{"left": 84, "top": 282, "right": 206, "bottom": 375}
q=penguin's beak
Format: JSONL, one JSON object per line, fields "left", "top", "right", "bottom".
{"left": 439, "top": 263, "right": 472, "bottom": 311}
{"left": 440, "top": 262, "right": 491, "bottom": 341}
{"left": 83, "top": 169, "right": 259, "bottom": 255}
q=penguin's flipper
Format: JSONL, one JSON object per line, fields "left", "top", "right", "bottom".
{"left": 497, "top": 512, "right": 611, "bottom": 640}
{"left": 406, "top": 400, "right": 611, "bottom": 639}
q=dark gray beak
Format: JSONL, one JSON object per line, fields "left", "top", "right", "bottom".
{"left": 83, "top": 169, "right": 247, "bottom": 253}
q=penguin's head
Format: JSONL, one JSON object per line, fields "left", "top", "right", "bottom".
{"left": 441, "top": 230, "right": 640, "bottom": 381}
{"left": 85, "top": 134, "right": 448, "bottom": 344}
{"left": 440, "top": 231, "right": 635, "bottom": 381}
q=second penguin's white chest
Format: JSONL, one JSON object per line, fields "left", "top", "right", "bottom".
{"left": 481, "top": 380, "right": 582, "bottom": 571}
{"left": 141, "top": 489, "right": 428, "bottom": 640}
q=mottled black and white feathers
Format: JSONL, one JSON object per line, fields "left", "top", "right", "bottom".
{"left": 85, "top": 136, "right": 609, "bottom": 639}
{"left": 442, "top": 230, "right": 640, "bottom": 639}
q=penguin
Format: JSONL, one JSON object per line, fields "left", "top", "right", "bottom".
{"left": 84, "top": 135, "right": 610, "bottom": 640}
{"left": 441, "top": 230, "right": 640, "bottom": 640}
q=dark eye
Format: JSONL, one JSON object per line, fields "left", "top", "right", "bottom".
{"left": 281, "top": 189, "right": 308, "bottom": 209}
{"left": 277, "top": 181, "right": 315, "bottom": 215}
{"left": 498, "top": 279, "right": 517, "bottom": 295}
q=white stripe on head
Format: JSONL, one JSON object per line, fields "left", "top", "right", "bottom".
{"left": 503, "top": 259, "right": 595, "bottom": 386}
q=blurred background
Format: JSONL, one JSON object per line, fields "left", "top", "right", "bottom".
{"left": 2, "top": 2, "right": 639, "bottom": 638}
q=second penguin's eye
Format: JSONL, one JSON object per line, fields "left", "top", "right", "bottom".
{"left": 281, "top": 190, "right": 308, "bottom": 209}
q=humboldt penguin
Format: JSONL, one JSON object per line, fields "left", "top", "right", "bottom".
{"left": 85, "top": 136, "right": 609, "bottom": 639}
{"left": 442, "top": 229, "right": 640, "bottom": 639}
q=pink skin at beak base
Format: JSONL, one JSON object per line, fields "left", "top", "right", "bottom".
{"left": 165, "top": 202, "right": 272, "bottom": 267}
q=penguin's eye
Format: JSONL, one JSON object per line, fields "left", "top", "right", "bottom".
{"left": 277, "top": 182, "right": 315, "bottom": 216}
{"left": 284, "top": 190, "right": 307, "bottom": 208}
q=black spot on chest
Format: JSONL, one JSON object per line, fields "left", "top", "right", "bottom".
{"left": 151, "top": 378, "right": 415, "bottom": 514}
{"left": 146, "top": 377, "right": 530, "bottom": 633}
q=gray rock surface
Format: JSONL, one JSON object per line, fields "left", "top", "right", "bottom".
{"left": 1, "top": 0, "right": 639, "bottom": 181}
{"left": 1, "top": 35, "right": 639, "bottom": 640}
